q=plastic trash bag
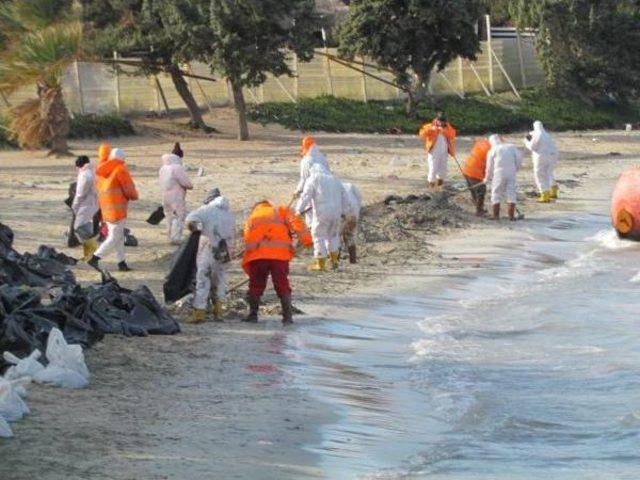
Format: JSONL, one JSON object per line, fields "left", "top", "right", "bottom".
{"left": 3, "top": 350, "right": 44, "bottom": 381}
{"left": 36, "top": 245, "right": 77, "bottom": 266}
{"left": 146, "top": 206, "right": 165, "bottom": 225}
{"left": 124, "top": 229, "right": 138, "bottom": 247}
{"left": 0, "top": 377, "right": 30, "bottom": 422}
{"left": 127, "top": 286, "right": 180, "bottom": 335}
{"left": 163, "top": 231, "right": 200, "bottom": 303}
{"left": 34, "top": 328, "right": 89, "bottom": 389}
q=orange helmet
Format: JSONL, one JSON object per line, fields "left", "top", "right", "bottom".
{"left": 97, "top": 143, "right": 111, "bottom": 164}
{"left": 300, "top": 136, "right": 315, "bottom": 157}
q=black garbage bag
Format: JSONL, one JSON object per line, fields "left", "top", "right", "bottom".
{"left": 0, "top": 309, "right": 58, "bottom": 361}
{"left": 18, "top": 252, "right": 76, "bottom": 286}
{"left": 82, "top": 281, "right": 147, "bottom": 336}
{"left": 124, "top": 228, "right": 138, "bottom": 247}
{"left": 126, "top": 285, "right": 180, "bottom": 335}
{"left": 0, "top": 284, "right": 41, "bottom": 315}
{"left": 49, "top": 284, "right": 104, "bottom": 347}
{"left": 163, "top": 231, "right": 200, "bottom": 303}
{"left": 146, "top": 206, "right": 165, "bottom": 225}
{"left": 37, "top": 245, "right": 77, "bottom": 266}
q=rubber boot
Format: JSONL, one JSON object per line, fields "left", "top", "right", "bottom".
{"left": 188, "top": 308, "right": 206, "bottom": 324}
{"left": 329, "top": 252, "right": 340, "bottom": 270}
{"left": 87, "top": 254, "right": 101, "bottom": 271}
{"left": 492, "top": 203, "right": 500, "bottom": 220}
{"left": 308, "top": 257, "right": 326, "bottom": 272}
{"left": 508, "top": 203, "right": 516, "bottom": 221}
{"left": 213, "top": 300, "right": 223, "bottom": 322}
{"left": 537, "top": 190, "right": 551, "bottom": 203}
{"left": 348, "top": 245, "right": 357, "bottom": 264}
{"left": 243, "top": 296, "right": 260, "bottom": 323}
{"left": 84, "top": 237, "right": 98, "bottom": 261}
{"left": 280, "top": 295, "right": 294, "bottom": 325}
{"left": 550, "top": 184, "right": 559, "bottom": 199}
{"left": 118, "top": 261, "right": 132, "bottom": 272}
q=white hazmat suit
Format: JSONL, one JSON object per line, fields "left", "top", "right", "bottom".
{"left": 72, "top": 163, "right": 99, "bottom": 236}
{"left": 340, "top": 181, "right": 362, "bottom": 251}
{"left": 524, "top": 121, "right": 558, "bottom": 194}
{"left": 295, "top": 144, "right": 331, "bottom": 195}
{"left": 484, "top": 135, "right": 523, "bottom": 205}
{"left": 427, "top": 133, "right": 449, "bottom": 184}
{"left": 186, "top": 196, "right": 236, "bottom": 311}
{"left": 297, "top": 164, "right": 351, "bottom": 259}
{"left": 159, "top": 153, "right": 193, "bottom": 244}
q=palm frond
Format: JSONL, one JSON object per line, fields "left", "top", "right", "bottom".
{"left": 0, "top": 21, "right": 82, "bottom": 93}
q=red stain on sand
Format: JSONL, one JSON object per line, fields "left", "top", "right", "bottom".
{"left": 246, "top": 364, "right": 278, "bottom": 374}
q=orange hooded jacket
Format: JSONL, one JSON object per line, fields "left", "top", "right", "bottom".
{"left": 419, "top": 121, "right": 457, "bottom": 157}
{"left": 95, "top": 152, "right": 138, "bottom": 223}
{"left": 242, "top": 202, "right": 312, "bottom": 272}
{"left": 462, "top": 139, "right": 492, "bottom": 180}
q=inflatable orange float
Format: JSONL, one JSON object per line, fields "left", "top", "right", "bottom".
{"left": 611, "top": 167, "right": 640, "bottom": 240}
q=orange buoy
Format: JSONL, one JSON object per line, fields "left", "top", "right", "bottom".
{"left": 611, "top": 167, "right": 640, "bottom": 240}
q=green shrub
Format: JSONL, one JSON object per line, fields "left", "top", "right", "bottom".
{"left": 68, "top": 113, "right": 135, "bottom": 139}
{"left": 249, "top": 91, "right": 638, "bottom": 135}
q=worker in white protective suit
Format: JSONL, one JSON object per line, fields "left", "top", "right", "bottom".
{"left": 159, "top": 145, "right": 193, "bottom": 244}
{"left": 72, "top": 155, "right": 99, "bottom": 260}
{"left": 186, "top": 189, "right": 235, "bottom": 323}
{"left": 294, "top": 136, "right": 331, "bottom": 198}
{"left": 524, "top": 121, "right": 559, "bottom": 203}
{"left": 484, "top": 134, "right": 524, "bottom": 221}
{"left": 297, "top": 163, "right": 351, "bottom": 272}
{"left": 340, "top": 181, "right": 362, "bottom": 264}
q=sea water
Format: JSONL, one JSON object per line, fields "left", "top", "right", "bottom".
{"left": 287, "top": 212, "right": 640, "bottom": 479}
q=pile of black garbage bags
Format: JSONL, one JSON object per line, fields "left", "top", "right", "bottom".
{"left": 0, "top": 222, "right": 179, "bottom": 371}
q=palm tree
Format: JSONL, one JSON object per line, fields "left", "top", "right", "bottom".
{"left": 0, "top": 0, "right": 82, "bottom": 155}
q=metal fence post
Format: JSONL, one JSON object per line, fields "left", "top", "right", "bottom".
{"left": 516, "top": 31, "right": 528, "bottom": 89}
{"left": 113, "top": 51, "right": 121, "bottom": 113}
{"left": 458, "top": 57, "right": 465, "bottom": 95}
{"left": 321, "top": 29, "right": 335, "bottom": 96}
{"left": 485, "top": 15, "right": 494, "bottom": 93}
{"left": 74, "top": 60, "right": 85, "bottom": 114}
{"left": 293, "top": 52, "right": 299, "bottom": 101}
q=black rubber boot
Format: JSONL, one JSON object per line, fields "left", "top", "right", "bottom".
{"left": 118, "top": 261, "right": 132, "bottom": 272}
{"left": 243, "top": 296, "right": 260, "bottom": 323}
{"left": 492, "top": 203, "right": 500, "bottom": 220}
{"left": 508, "top": 203, "right": 516, "bottom": 221}
{"left": 348, "top": 245, "right": 357, "bottom": 264}
{"left": 87, "top": 255, "right": 101, "bottom": 271}
{"left": 280, "top": 295, "right": 294, "bottom": 325}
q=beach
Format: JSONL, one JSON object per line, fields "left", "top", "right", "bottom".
{"left": 0, "top": 114, "right": 638, "bottom": 479}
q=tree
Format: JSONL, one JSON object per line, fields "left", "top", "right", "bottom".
{"left": 338, "top": 0, "right": 482, "bottom": 115}
{"left": 510, "top": 0, "right": 640, "bottom": 102}
{"left": 207, "top": 0, "right": 317, "bottom": 140}
{"left": 0, "top": 0, "right": 81, "bottom": 154}
{"left": 81, "top": 0, "right": 217, "bottom": 131}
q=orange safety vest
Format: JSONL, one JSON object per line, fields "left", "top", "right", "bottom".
{"left": 242, "top": 202, "right": 312, "bottom": 270}
{"left": 95, "top": 159, "right": 139, "bottom": 223}
{"left": 418, "top": 121, "right": 457, "bottom": 157}
{"left": 462, "top": 139, "right": 492, "bottom": 180}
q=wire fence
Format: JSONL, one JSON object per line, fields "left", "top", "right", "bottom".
{"left": 0, "top": 38, "right": 544, "bottom": 117}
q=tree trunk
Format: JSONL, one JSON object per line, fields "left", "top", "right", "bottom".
{"left": 168, "top": 65, "right": 215, "bottom": 132}
{"left": 405, "top": 74, "right": 431, "bottom": 118}
{"left": 229, "top": 79, "right": 249, "bottom": 141}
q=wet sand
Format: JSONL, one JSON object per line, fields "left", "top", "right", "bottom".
{"left": 0, "top": 112, "right": 638, "bottom": 478}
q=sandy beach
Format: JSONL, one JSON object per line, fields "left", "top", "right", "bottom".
{"left": 0, "top": 111, "right": 638, "bottom": 479}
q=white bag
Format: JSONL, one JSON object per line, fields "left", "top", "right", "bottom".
{"left": 3, "top": 350, "right": 45, "bottom": 381}
{"left": 34, "top": 328, "right": 89, "bottom": 389}
{"left": 0, "top": 416, "right": 12, "bottom": 438}
{"left": 0, "top": 378, "right": 30, "bottom": 422}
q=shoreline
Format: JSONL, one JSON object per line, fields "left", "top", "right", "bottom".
{"left": 0, "top": 124, "right": 637, "bottom": 478}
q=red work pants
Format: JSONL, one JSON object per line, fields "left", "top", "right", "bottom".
{"left": 247, "top": 259, "right": 292, "bottom": 298}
